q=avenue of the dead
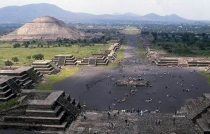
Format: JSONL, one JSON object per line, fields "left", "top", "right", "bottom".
{"left": 53, "top": 35, "right": 210, "bottom": 113}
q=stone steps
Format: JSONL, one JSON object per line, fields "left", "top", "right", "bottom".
{"left": 4, "top": 111, "right": 66, "bottom": 125}
{"left": 19, "top": 76, "right": 30, "bottom": 82}
{"left": 0, "top": 121, "right": 68, "bottom": 131}
{"left": 0, "top": 84, "right": 9, "bottom": 91}
{"left": 65, "top": 63, "right": 76, "bottom": 65}
{"left": 32, "top": 64, "right": 51, "bottom": 68}
{"left": 35, "top": 67, "right": 54, "bottom": 71}
{"left": 25, "top": 106, "right": 62, "bottom": 117}
{"left": 187, "top": 99, "right": 210, "bottom": 120}
{"left": 0, "top": 93, "right": 15, "bottom": 102}
{"left": 0, "top": 89, "right": 12, "bottom": 98}
{"left": 23, "top": 80, "right": 32, "bottom": 86}
{"left": 196, "top": 118, "right": 210, "bottom": 133}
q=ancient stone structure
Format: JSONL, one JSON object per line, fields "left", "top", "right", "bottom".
{"left": 0, "top": 89, "right": 82, "bottom": 131}
{"left": 147, "top": 49, "right": 210, "bottom": 67}
{"left": 0, "top": 16, "right": 85, "bottom": 41}
{"left": 79, "top": 54, "right": 109, "bottom": 66}
{"left": 32, "top": 60, "right": 61, "bottom": 74}
{"left": 115, "top": 77, "right": 150, "bottom": 87}
{"left": 78, "top": 42, "right": 120, "bottom": 66}
{"left": 52, "top": 54, "right": 77, "bottom": 66}
{"left": 0, "top": 77, "right": 20, "bottom": 102}
{"left": 106, "top": 43, "right": 121, "bottom": 62}
{"left": 180, "top": 93, "right": 210, "bottom": 133}
{"left": 0, "top": 67, "right": 42, "bottom": 89}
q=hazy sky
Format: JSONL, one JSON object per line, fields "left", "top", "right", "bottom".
{"left": 0, "top": 0, "right": 209, "bottom": 20}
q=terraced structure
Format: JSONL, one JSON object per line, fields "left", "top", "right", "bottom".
{"left": 32, "top": 60, "right": 61, "bottom": 75}
{"left": 0, "top": 89, "right": 82, "bottom": 131}
{"left": 52, "top": 55, "right": 77, "bottom": 66}
{"left": 0, "top": 67, "right": 42, "bottom": 89}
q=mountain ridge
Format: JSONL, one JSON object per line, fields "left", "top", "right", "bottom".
{"left": 0, "top": 3, "right": 189, "bottom": 23}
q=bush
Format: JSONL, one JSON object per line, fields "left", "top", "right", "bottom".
{"left": 11, "top": 57, "right": 19, "bottom": 63}
{"left": 32, "top": 54, "right": 44, "bottom": 60}
{"left": 13, "top": 43, "right": 20, "bottom": 48}
{"left": 5, "top": 60, "right": 13, "bottom": 66}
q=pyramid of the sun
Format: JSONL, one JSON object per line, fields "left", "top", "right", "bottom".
{"left": 0, "top": 16, "right": 85, "bottom": 41}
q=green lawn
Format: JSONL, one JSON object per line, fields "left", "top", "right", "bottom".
{"left": 36, "top": 66, "right": 79, "bottom": 90}
{"left": 0, "top": 43, "right": 110, "bottom": 68}
{"left": 0, "top": 98, "right": 19, "bottom": 112}
{"left": 199, "top": 71, "right": 210, "bottom": 84}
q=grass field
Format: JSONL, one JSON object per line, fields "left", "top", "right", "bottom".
{"left": 199, "top": 71, "right": 210, "bottom": 84}
{"left": 120, "top": 26, "right": 140, "bottom": 35}
{"left": 36, "top": 66, "right": 79, "bottom": 90}
{"left": 0, "top": 43, "right": 110, "bottom": 68}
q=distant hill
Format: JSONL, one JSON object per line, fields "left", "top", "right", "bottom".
{"left": 142, "top": 13, "right": 187, "bottom": 22}
{"left": 0, "top": 3, "right": 188, "bottom": 23}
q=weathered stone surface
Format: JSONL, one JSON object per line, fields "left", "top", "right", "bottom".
{"left": 0, "top": 89, "right": 82, "bottom": 131}
{"left": 0, "top": 16, "right": 85, "bottom": 41}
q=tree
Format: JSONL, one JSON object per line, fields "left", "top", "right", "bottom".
{"left": 32, "top": 54, "right": 44, "bottom": 60}
{"left": 5, "top": 60, "right": 13, "bottom": 66}
{"left": 13, "top": 43, "right": 20, "bottom": 48}
{"left": 24, "top": 44, "right": 29, "bottom": 48}
{"left": 26, "top": 56, "right": 31, "bottom": 61}
{"left": 11, "top": 57, "right": 19, "bottom": 63}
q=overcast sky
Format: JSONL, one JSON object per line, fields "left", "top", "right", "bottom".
{"left": 0, "top": 0, "right": 209, "bottom": 20}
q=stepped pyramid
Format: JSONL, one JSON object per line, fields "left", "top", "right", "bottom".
{"left": 0, "top": 16, "right": 85, "bottom": 41}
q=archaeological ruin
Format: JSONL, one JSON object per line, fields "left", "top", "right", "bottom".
{"left": 115, "top": 77, "right": 150, "bottom": 87}
{"left": 0, "top": 77, "right": 20, "bottom": 102}
{"left": 79, "top": 54, "right": 109, "bottom": 66}
{"left": 0, "top": 89, "right": 82, "bottom": 131}
{"left": 78, "top": 42, "right": 121, "bottom": 66}
{"left": 0, "top": 67, "right": 42, "bottom": 89}
{"left": 0, "top": 67, "right": 43, "bottom": 102}
{"left": 0, "top": 16, "right": 85, "bottom": 41}
{"left": 32, "top": 60, "right": 61, "bottom": 75}
{"left": 147, "top": 48, "right": 210, "bottom": 67}
{"left": 52, "top": 54, "right": 77, "bottom": 66}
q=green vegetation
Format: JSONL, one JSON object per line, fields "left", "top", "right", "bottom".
{"left": 0, "top": 98, "right": 19, "bottom": 112}
{"left": 150, "top": 32, "right": 210, "bottom": 56}
{"left": 36, "top": 66, "right": 79, "bottom": 90}
{"left": 120, "top": 26, "right": 140, "bottom": 35}
{"left": 0, "top": 43, "right": 110, "bottom": 68}
{"left": 199, "top": 71, "right": 210, "bottom": 84}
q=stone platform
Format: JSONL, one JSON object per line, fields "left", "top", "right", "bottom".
{"left": 52, "top": 54, "right": 77, "bottom": 66}
{"left": 79, "top": 54, "right": 109, "bottom": 66}
{"left": 0, "top": 77, "right": 19, "bottom": 102}
{"left": 0, "top": 89, "right": 82, "bottom": 132}
{"left": 0, "top": 67, "right": 42, "bottom": 89}
{"left": 32, "top": 60, "right": 61, "bottom": 75}
{"left": 115, "top": 77, "right": 150, "bottom": 87}
{"left": 147, "top": 49, "right": 210, "bottom": 67}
